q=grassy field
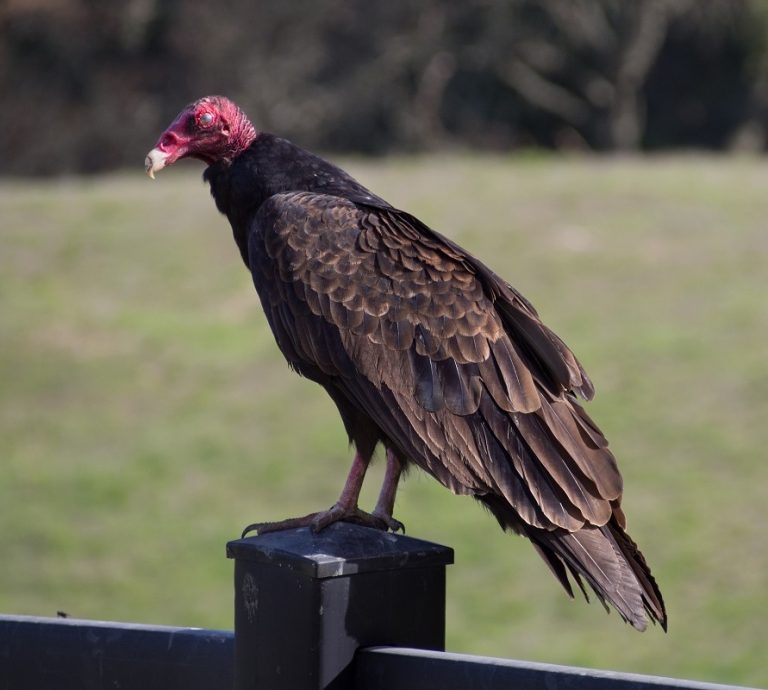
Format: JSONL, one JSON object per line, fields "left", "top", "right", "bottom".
{"left": 1, "top": 154, "right": 766, "bottom": 687}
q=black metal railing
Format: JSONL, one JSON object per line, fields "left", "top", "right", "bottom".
{"left": 0, "top": 523, "right": 761, "bottom": 690}
{"left": 0, "top": 616, "right": 233, "bottom": 690}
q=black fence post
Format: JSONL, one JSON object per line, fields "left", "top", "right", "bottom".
{"left": 226, "top": 522, "right": 453, "bottom": 690}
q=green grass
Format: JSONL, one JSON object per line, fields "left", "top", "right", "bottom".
{"left": 1, "top": 154, "right": 767, "bottom": 687}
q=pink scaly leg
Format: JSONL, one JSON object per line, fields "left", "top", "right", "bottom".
{"left": 371, "top": 447, "right": 405, "bottom": 532}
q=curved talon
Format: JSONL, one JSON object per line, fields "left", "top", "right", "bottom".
{"left": 241, "top": 523, "right": 259, "bottom": 538}
{"left": 374, "top": 513, "right": 405, "bottom": 533}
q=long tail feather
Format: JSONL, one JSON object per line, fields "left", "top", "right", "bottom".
{"left": 479, "top": 495, "right": 667, "bottom": 631}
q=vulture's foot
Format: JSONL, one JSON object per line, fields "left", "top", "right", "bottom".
{"left": 241, "top": 504, "right": 404, "bottom": 538}
{"left": 310, "top": 503, "right": 405, "bottom": 534}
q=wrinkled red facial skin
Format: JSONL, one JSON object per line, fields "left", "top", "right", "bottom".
{"left": 152, "top": 96, "right": 257, "bottom": 167}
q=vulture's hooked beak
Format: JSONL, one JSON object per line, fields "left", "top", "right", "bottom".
{"left": 144, "top": 148, "right": 169, "bottom": 180}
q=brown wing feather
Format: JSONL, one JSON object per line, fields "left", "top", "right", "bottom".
{"left": 248, "top": 191, "right": 665, "bottom": 630}
{"left": 392, "top": 210, "right": 596, "bottom": 400}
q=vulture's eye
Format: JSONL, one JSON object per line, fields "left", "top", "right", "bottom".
{"left": 199, "top": 112, "right": 214, "bottom": 126}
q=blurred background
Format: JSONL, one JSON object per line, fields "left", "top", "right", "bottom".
{"left": 1, "top": 1, "right": 767, "bottom": 688}
{"left": 3, "top": 0, "right": 768, "bottom": 174}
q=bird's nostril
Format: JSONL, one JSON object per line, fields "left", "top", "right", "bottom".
{"left": 160, "top": 133, "right": 178, "bottom": 149}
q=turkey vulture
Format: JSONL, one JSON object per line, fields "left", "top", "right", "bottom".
{"left": 145, "top": 96, "right": 666, "bottom": 631}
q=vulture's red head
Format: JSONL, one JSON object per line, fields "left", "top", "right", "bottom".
{"left": 145, "top": 96, "right": 257, "bottom": 178}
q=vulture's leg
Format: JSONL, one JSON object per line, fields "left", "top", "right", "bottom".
{"left": 309, "top": 449, "right": 372, "bottom": 531}
{"left": 242, "top": 449, "right": 401, "bottom": 536}
{"left": 371, "top": 448, "right": 405, "bottom": 532}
